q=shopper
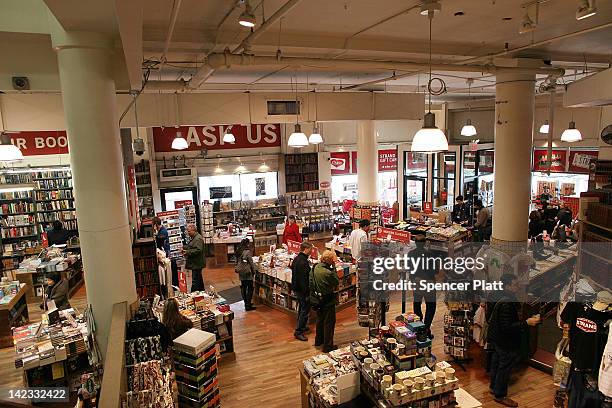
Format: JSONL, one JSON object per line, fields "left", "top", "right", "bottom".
{"left": 487, "top": 274, "right": 542, "bottom": 407}
{"left": 292, "top": 241, "right": 313, "bottom": 341}
{"left": 42, "top": 272, "right": 69, "bottom": 310}
{"left": 410, "top": 235, "right": 440, "bottom": 338}
{"left": 282, "top": 215, "right": 303, "bottom": 245}
{"left": 235, "top": 238, "right": 256, "bottom": 311}
{"left": 556, "top": 202, "right": 573, "bottom": 227}
{"left": 311, "top": 250, "right": 339, "bottom": 353}
{"left": 152, "top": 216, "right": 171, "bottom": 257}
{"left": 528, "top": 210, "right": 544, "bottom": 239}
{"left": 473, "top": 199, "right": 491, "bottom": 241}
{"left": 47, "top": 220, "right": 75, "bottom": 246}
{"left": 347, "top": 219, "right": 370, "bottom": 261}
{"left": 539, "top": 186, "right": 553, "bottom": 203}
{"left": 162, "top": 298, "right": 193, "bottom": 340}
{"left": 451, "top": 195, "right": 469, "bottom": 224}
{"left": 182, "top": 224, "right": 205, "bottom": 292}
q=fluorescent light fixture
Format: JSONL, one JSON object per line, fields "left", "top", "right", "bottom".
{"left": 222, "top": 128, "right": 235, "bottom": 143}
{"left": 561, "top": 121, "right": 582, "bottom": 142}
{"left": 238, "top": 1, "right": 256, "bottom": 27}
{"left": 287, "top": 124, "right": 309, "bottom": 148}
{"left": 309, "top": 125, "right": 323, "bottom": 144}
{"left": 0, "top": 184, "right": 34, "bottom": 193}
{"left": 576, "top": 0, "right": 596, "bottom": 19}
{"left": 171, "top": 131, "right": 188, "bottom": 150}
{"left": 0, "top": 133, "right": 23, "bottom": 162}
{"left": 411, "top": 112, "right": 449, "bottom": 153}
{"left": 539, "top": 120, "right": 550, "bottom": 134}
{"left": 460, "top": 119, "right": 477, "bottom": 137}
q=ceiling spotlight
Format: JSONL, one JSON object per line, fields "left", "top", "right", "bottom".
{"left": 238, "top": 1, "right": 256, "bottom": 27}
{"left": 561, "top": 121, "right": 582, "bottom": 142}
{"left": 0, "top": 132, "right": 24, "bottom": 162}
{"left": 223, "top": 127, "right": 235, "bottom": 143}
{"left": 420, "top": 0, "right": 441, "bottom": 16}
{"left": 576, "top": 0, "right": 597, "bottom": 20}
{"left": 519, "top": 12, "right": 536, "bottom": 34}
{"left": 412, "top": 112, "right": 449, "bottom": 153}
{"left": 309, "top": 125, "right": 323, "bottom": 145}
{"left": 539, "top": 120, "right": 550, "bottom": 134}
{"left": 461, "top": 119, "right": 477, "bottom": 137}
{"left": 171, "top": 131, "right": 188, "bottom": 150}
{"left": 287, "top": 124, "right": 309, "bottom": 148}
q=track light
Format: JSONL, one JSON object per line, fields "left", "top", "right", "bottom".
{"left": 539, "top": 120, "right": 550, "bottom": 134}
{"left": 171, "top": 131, "right": 188, "bottom": 150}
{"left": 0, "top": 132, "right": 24, "bottom": 162}
{"left": 288, "top": 124, "right": 309, "bottom": 148}
{"left": 309, "top": 125, "right": 323, "bottom": 144}
{"left": 238, "top": 1, "right": 256, "bottom": 27}
{"left": 561, "top": 121, "right": 582, "bottom": 142}
{"left": 576, "top": 0, "right": 596, "bottom": 20}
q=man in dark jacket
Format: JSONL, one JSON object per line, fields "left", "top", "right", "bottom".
{"left": 487, "top": 274, "right": 541, "bottom": 407}
{"left": 42, "top": 273, "right": 70, "bottom": 310}
{"left": 451, "top": 195, "right": 469, "bottom": 224}
{"left": 292, "top": 242, "right": 313, "bottom": 341}
{"left": 410, "top": 235, "right": 441, "bottom": 338}
{"left": 182, "top": 224, "right": 205, "bottom": 292}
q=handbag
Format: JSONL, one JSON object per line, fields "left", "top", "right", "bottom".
{"left": 553, "top": 337, "right": 572, "bottom": 387}
{"left": 235, "top": 252, "right": 252, "bottom": 277}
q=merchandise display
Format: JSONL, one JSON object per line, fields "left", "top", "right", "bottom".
{"left": 212, "top": 226, "right": 254, "bottom": 266}
{"left": 156, "top": 210, "right": 185, "bottom": 260}
{"left": 132, "top": 238, "right": 163, "bottom": 300}
{"left": 0, "top": 281, "right": 29, "bottom": 347}
{"left": 286, "top": 190, "right": 334, "bottom": 239}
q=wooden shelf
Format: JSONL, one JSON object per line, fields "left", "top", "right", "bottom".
{"left": 583, "top": 220, "right": 612, "bottom": 234}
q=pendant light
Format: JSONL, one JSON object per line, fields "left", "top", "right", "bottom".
{"left": 539, "top": 120, "right": 550, "bottom": 134}
{"left": 238, "top": 0, "right": 256, "bottom": 27}
{"left": 0, "top": 132, "right": 24, "bottom": 162}
{"left": 561, "top": 121, "right": 582, "bottom": 142}
{"left": 214, "top": 157, "right": 224, "bottom": 174}
{"left": 235, "top": 159, "right": 247, "bottom": 173}
{"left": 171, "top": 92, "right": 188, "bottom": 150}
{"left": 288, "top": 75, "right": 309, "bottom": 148}
{"left": 309, "top": 92, "right": 323, "bottom": 144}
{"left": 411, "top": 8, "right": 448, "bottom": 153}
{"left": 461, "top": 79, "right": 477, "bottom": 137}
{"left": 223, "top": 126, "right": 235, "bottom": 144}
{"left": 258, "top": 152, "right": 270, "bottom": 172}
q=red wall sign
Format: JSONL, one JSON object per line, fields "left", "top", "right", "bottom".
{"left": 174, "top": 200, "right": 193, "bottom": 209}
{"left": 533, "top": 149, "right": 568, "bottom": 172}
{"left": 378, "top": 149, "right": 398, "bottom": 172}
{"left": 8, "top": 131, "right": 69, "bottom": 156}
{"left": 423, "top": 202, "right": 433, "bottom": 214}
{"left": 376, "top": 227, "right": 411, "bottom": 243}
{"left": 333, "top": 149, "right": 398, "bottom": 175}
{"left": 153, "top": 124, "right": 281, "bottom": 152}
{"left": 320, "top": 181, "right": 331, "bottom": 189}
{"left": 568, "top": 150, "right": 598, "bottom": 174}
{"left": 351, "top": 151, "right": 358, "bottom": 173}
{"left": 286, "top": 240, "right": 301, "bottom": 254}
{"left": 330, "top": 152, "right": 351, "bottom": 175}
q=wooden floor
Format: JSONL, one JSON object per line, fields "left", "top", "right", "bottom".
{"left": 0, "top": 262, "right": 557, "bottom": 408}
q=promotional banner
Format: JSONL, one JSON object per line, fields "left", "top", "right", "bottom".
{"left": 568, "top": 150, "right": 598, "bottom": 174}
{"left": 330, "top": 152, "right": 351, "bottom": 175}
{"left": 174, "top": 200, "right": 193, "bottom": 209}
{"left": 153, "top": 124, "right": 281, "bottom": 152}
{"left": 333, "top": 149, "right": 398, "bottom": 175}
{"left": 423, "top": 202, "right": 433, "bottom": 214}
{"left": 286, "top": 240, "right": 301, "bottom": 254}
{"left": 7, "top": 131, "right": 69, "bottom": 156}
{"left": 533, "top": 149, "right": 568, "bottom": 172}
{"left": 376, "top": 227, "right": 411, "bottom": 243}
{"left": 378, "top": 149, "right": 398, "bottom": 172}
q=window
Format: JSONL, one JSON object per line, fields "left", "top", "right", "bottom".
{"left": 199, "top": 172, "right": 279, "bottom": 203}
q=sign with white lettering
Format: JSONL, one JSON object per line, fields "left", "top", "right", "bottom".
{"left": 152, "top": 124, "right": 281, "bottom": 152}
{"left": 7, "top": 131, "right": 69, "bottom": 156}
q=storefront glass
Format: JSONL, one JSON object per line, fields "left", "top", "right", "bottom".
{"left": 330, "top": 173, "right": 397, "bottom": 203}
{"left": 531, "top": 172, "right": 589, "bottom": 199}
{"left": 433, "top": 152, "right": 456, "bottom": 208}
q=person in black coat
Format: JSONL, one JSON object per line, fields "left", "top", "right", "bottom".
{"left": 451, "top": 195, "right": 469, "bottom": 224}
{"left": 528, "top": 210, "right": 544, "bottom": 239}
{"left": 47, "top": 220, "right": 76, "bottom": 246}
{"left": 410, "top": 235, "right": 441, "bottom": 338}
{"left": 556, "top": 203, "right": 573, "bottom": 227}
{"left": 487, "top": 274, "right": 541, "bottom": 407}
{"left": 41, "top": 272, "right": 70, "bottom": 310}
{"left": 291, "top": 241, "right": 313, "bottom": 341}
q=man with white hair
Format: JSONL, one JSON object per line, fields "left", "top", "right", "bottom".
{"left": 182, "top": 224, "right": 205, "bottom": 292}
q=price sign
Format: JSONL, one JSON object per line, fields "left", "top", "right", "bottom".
{"left": 287, "top": 240, "right": 301, "bottom": 254}
{"left": 423, "top": 202, "right": 433, "bottom": 214}
{"left": 174, "top": 200, "right": 193, "bottom": 209}
{"left": 178, "top": 270, "right": 188, "bottom": 293}
{"left": 376, "top": 227, "right": 411, "bottom": 243}
{"left": 310, "top": 246, "right": 319, "bottom": 260}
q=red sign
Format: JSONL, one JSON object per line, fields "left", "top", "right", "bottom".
{"left": 533, "top": 149, "right": 568, "bottom": 172}
{"left": 174, "top": 200, "right": 193, "bottom": 209}
{"left": 330, "top": 152, "right": 351, "bottom": 175}
{"left": 178, "top": 270, "right": 188, "bottom": 293}
{"left": 440, "top": 191, "right": 448, "bottom": 203}
{"left": 423, "top": 202, "right": 433, "bottom": 214}
{"left": 320, "top": 181, "right": 330, "bottom": 189}
{"left": 7, "top": 131, "right": 69, "bottom": 156}
{"left": 156, "top": 210, "right": 179, "bottom": 217}
{"left": 568, "top": 150, "right": 598, "bottom": 174}
{"left": 351, "top": 151, "right": 358, "bottom": 173}
{"left": 310, "top": 246, "right": 319, "bottom": 260}
{"left": 153, "top": 124, "right": 281, "bottom": 152}
{"left": 376, "top": 227, "right": 411, "bottom": 243}
{"left": 127, "top": 165, "right": 137, "bottom": 222}
{"left": 286, "top": 240, "right": 301, "bottom": 254}
{"left": 378, "top": 149, "right": 398, "bottom": 172}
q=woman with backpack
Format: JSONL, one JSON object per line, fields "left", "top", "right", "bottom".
{"left": 235, "top": 238, "right": 256, "bottom": 311}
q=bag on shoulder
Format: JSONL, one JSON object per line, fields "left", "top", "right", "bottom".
{"left": 235, "top": 252, "right": 251, "bottom": 275}
{"left": 553, "top": 337, "right": 572, "bottom": 387}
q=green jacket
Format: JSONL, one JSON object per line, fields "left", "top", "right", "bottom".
{"left": 184, "top": 233, "right": 205, "bottom": 270}
{"left": 310, "top": 262, "right": 339, "bottom": 308}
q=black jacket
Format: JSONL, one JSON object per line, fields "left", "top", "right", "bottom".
{"left": 291, "top": 252, "right": 310, "bottom": 295}
{"left": 528, "top": 220, "right": 544, "bottom": 239}
{"left": 451, "top": 203, "right": 468, "bottom": 224}
{"left": 486, "top": 291, "right": 526, "bottom": 350}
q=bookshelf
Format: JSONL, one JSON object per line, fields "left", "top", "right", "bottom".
{"left": 285, "top": 153, "right": 319, "bottom": 193}
{"left": 132, "top": 238, "right": 161, "bottom": 299}
{"left": 135, "top": 160, "right": 155, "bottom": 221}
{"left": 286, "top": 190, "right": 334, "bottom": 239}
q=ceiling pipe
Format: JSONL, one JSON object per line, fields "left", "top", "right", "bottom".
{"left": 161, "top": 0, "right": 183, "bottom": 61}
{"left": 205, "top": 51, "right": 565, "bottom": 76}
{"left": 189, "top": 0, "right": 303, "bottom": 89}
{"left": 339, "top": 71, "right": 417, "bottom": 91}
{"left": 147, "top": 80, "right": 188, "bottom": 91}
{"left": 460, "top": 21, "right": 612, "bottom": 65}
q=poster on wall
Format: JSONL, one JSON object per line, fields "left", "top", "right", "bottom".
{"left": 255, "top": 178, "right": 266, "bottom": 196}
{"left": 533, "top": 149, "right": 568, "bottom": 172}
{"left": 378, "top": 149, "right": 398, "bottom": 172}
{"left": 152, "top": 124, "right": 281, "bottom": 152}
{"left": 330, "top": 152, "right": 351, "bottom": 175}
{"left": 568, "top": 150, "right": 598, "bottom": 174}
{"left": 7, "top": 131, "right": 69, "bottom": 156}
{"left": 210, "top": 186, "right": 232, "bottom": 199}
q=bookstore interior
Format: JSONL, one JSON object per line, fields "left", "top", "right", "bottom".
{"left": 1, "top": 1, "right": 612, "bottom": 407}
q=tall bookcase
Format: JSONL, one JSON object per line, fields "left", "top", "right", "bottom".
{"left": 132, "top": 238, "right": 161, "bottom": 299}
{"left": 135, "top": 159, "right": 154, "bottom": 221}
{"left": 33, "top": 168, "right": 77, "bottom": 232}
{"left": 285, "top": 153, "right": 319, "bottom": 193}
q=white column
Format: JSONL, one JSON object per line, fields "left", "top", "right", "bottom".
{"left": 50, "top": 28, "right": 137, "bottom": 355}
{"left": 357, "top": 120, "right": 378, "bottom": 203}
{"left": 491, "top": 72, "right": 535, "bottom": 250}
